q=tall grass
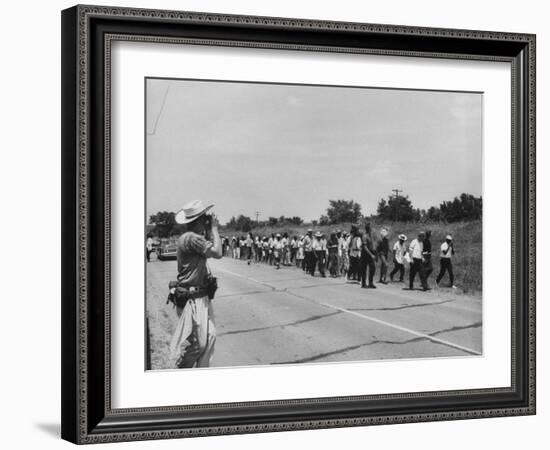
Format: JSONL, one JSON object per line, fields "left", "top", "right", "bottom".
{"left": 221, "top": 219, "right": 482, "bottom": 295}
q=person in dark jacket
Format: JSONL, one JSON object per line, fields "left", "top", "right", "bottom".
{"left": 327, "top": 232, "right": 340, "bottom": 277}
{"left": 376, "top": 228, "right": 390, "bottom": 284}
{"left": 422, "top": 230, "right": 433, "bottom": 285}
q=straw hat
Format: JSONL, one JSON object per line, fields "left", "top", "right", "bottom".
{"left": 175, "top": 200, "right": 214, "bottom": 224}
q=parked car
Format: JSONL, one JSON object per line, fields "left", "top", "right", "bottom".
{"left": 157, "top": 240, "right": 178, "bottom": 261}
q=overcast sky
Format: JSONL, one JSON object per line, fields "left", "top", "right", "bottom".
{"left": 146, "top": 78, "right": 482, "bottom": 224}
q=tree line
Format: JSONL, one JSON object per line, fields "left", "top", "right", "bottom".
{"left": 148, "top": 193, "right": 482, "bottom": 237}
{"left": 376, "top": 193, "right": 482, "bottom": 223}
{"left": 225, "top": 215, "right": 304, "bottom": 232}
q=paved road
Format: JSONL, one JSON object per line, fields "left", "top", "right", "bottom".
{"left": 146, "top": 256, "right": 482, "bottom": 370}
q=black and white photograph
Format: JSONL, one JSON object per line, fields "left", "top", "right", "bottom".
{"left": 145, "top": 77, "right": 483, "bottom": 370}
{"left": 55, "top": 3, "right": 537, "bottom": 445}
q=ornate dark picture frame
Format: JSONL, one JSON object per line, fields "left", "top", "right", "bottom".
{"left": 61, "top": 4, "right": 536, "bottom": 444}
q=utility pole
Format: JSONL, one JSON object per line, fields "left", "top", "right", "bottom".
{"left": 392, "top": 189, "right": 403, "bottom": 222}
{"left": 255, "top": 211, "right": 261, "bottom": 224}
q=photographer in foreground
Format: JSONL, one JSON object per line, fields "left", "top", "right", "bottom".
{"left": 168, "top": 200, "right": 222, "bottom": 369}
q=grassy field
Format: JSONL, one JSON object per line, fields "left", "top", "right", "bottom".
{"left": 221, "top": 219, "right": 482, "bottom": 295}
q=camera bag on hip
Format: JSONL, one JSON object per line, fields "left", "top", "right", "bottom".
{"left": 206, "top": 275, "right": 218, "bottom": 300}
{"left": 166, "top": 280, "right": 191, "bottom": 309}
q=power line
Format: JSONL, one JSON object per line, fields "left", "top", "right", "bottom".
{"left": 147, "top": 85, "right": 170, "bottom": 136}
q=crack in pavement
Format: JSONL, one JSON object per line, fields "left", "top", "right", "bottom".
{"left": 347, "top": 299, "right": 455, "bottom": 312}
{"left": 430, "top": 322, "right": 482, "bottom": 336}
{"left": 216, "top": 289, "right": 273, "bottom": 299}
{"left": 216, "top": 282, "right": 347, "bottom": 299}
{"left": 286, "top": 282, "right": 347, "bottom": 290}
{"left": 275, "top": 323, "right": 482, "bottom": 364}
{"left": 218, "top": 311, "right": 343, "bottom": 336}
{"left": 275, "top": 336, "right": 440, "bottom": 364}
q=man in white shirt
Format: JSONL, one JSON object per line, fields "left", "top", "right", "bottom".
{"left": 267, "top": 234, "right": 274, "bottom": 265}
{"left": 336, "top": 229, "right": 344, "bottom": 275}
{"left": 273, "top": 233, "right": 284, "bottom": 269}
{"left": 407, "top": 231, "right": 428, "bottom": 290}
{"left": 340, "top": 231, "right": 350, "bottom": 277}
{"left": 436, "top": 235, "right": 456, "bottom": 288}
{"left": 390, "top": 234, "right": 407, "bottom": 282}
{"left": 312, "top": 231, "right": 327, "bottom": 277}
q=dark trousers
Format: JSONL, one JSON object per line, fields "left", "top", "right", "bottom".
{"left": 378, "top": 254, "right": 388, "bottom": 281}
{"left": 328, "top": 251, "right": 339, "bottom": 276}
{"left": 360, "top": 253, "right": 375, "bottom": 287}
{"left": 409, "top": 258, "right": 427, "bottom": 289}
{"left": 423, "top": 257, "right": 433, "bottom": 281}
{"left": 348, "top": 255, "right": 360, "bottom": 280}
{"left": 314, "top": 250, "right": 326, "bottom": 276}
{"left": 390, "top": 260, "right": 405, "bottom": 281}
{"left": 305, "top": 251, "right": 315, "bottom": 275}
{"left": 436, "top": 258, "right": 454, "bottom": 285}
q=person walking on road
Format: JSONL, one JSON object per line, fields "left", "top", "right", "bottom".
{"left": 282, "top": 232, "right": 291, "bottom": 266}
{"left": 336, "top": 229, "right": 344, "bottom": 275}
{"left": 303, "top": 229, "right": 315, "bottom": 275}
{"left": 268, "top": 234, "right": 275, "bottom": 265}
{"left": 245, "top": 232, "right": 253, "bottom": 265}
{"left": 340, "top": 231, "right": 350, "bottom": 278}
{"left": 422, "top": 230, "right": 434, "bottom": 283}
{"left": 296, "top": 235, "right": 305, "bottom": 269}
{"left": 390, "top": 234, "right": 407, "bottom": 282}
{"left": 290, "top": 235, "right": 298, "bottom": 265}
{"left": 273, "top": 233, "right": 283, "bottom": 269}
{"left": 407, "top": 231, "right": 428, "bottom": 291}
{"left": 230, "top": 237, "right": 237, "bottom": 259}
{"left": 262, "top": 236, "right": 269, "bottom": 263}
{"left": 348, "top": 225, "right": 362, "bottom": 281}
{"left": 327, "top": 231, "right": 339, "bottom": 277}
{"left": 376, "top": 228, "right": 390, "bottom": 284}
{"left": 312, "top": 231, "right": 327, "bottom": 277}
{"left": 436, "top": 235, "right": 456, "bottom": 288}
{"left": 169, "top": 200, "right": 222, "bottom": 369}
{"left": 254, "top": 236, "right": 261, "bottom": 262}
{"left": 359, "top": 222, "right": 377, "bottom": 289}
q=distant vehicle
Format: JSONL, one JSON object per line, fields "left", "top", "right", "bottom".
{"left": 157, "top": 239, "right": 178, "bottom": 261}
